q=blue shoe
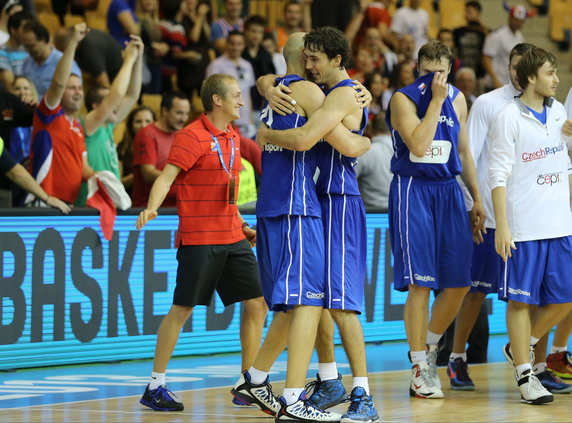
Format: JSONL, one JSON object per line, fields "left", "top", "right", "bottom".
{"left": 140, "top": 384, "right": 184, "bottom": 411}
{"left": 340, "top": 387, "right": 379, "bottom": 422}
{"left": 306, "top": 373, "right": 347, "bottom": 409}
{"left": 447, "top": 358, "right": 475, "bottom": 391}
{"left": 536, "top": 370, "right": 572, "bottom": 394}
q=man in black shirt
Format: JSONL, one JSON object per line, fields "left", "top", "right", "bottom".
{"left": 453, "top": 1, "right": 488, "bottom": 79}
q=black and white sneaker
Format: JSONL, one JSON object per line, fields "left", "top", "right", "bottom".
{"left": 516, "top": 369, "right": 553, "bottom": 405}
{"left": 231, "top": 370, "right": 281, "bottom": 416}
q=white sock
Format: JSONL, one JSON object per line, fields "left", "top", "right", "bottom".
{"left": 150, "top": 372, "right": 165, "bottom": 390}
{"left": 410, "top": 350, "right": 427, "bottom": 365}
{"left": 426, "top": 331, "right": 442, "bottom": 346}
{"left": 533, "top": 362, "right": 547, "bottom": 374}
{"left": 352, "top": 377, "right": 369, "bottom": 395}
{"left": 550, "top": 345, "right": 568, "bottom": 355}
{"left": 318, "top": 362, "right": 339, "bottom": 381}
{"left": 248, "top": 367, "right": 268, "bottom": 385}
{"left": 530, "top": 336, "right": 540, "bottom": 347}
{"left": 283, "top": 388, "right": 304, "bottom": 405}
{"left": 516, "top": 363, "right": 532, "bottom": 379}
{"left": 449, "top": 352, "right": 467, "bottom": 362}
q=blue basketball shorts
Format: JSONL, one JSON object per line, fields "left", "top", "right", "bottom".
{"left": 498, "top": 236, "right": 572, "bottom": 306}
{"left": 320, "top": 194, "right": 367, "bottom": 313}
{"left": 256, "top": 215, "right": 325, "bottom": 311}
{"left": 389, "top": 175, "right": 473, "bottom": 292}
{"left": 470, "top": 229, "right": 502, "bottom": 295}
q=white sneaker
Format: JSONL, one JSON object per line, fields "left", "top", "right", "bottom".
{"left": 426, "top": 344, "right": 441, "bottom": 389}
{"left": 231, "top": 371, "right": 281, "bottom": 416}
{"left": 276, "top": 392, "right": 342, "bottom": 422}
{"left": 516, "top": 369, "right": 553, "bottom": 405}
{"left": 409, "top": 361, "right": 444, "bottom": 399}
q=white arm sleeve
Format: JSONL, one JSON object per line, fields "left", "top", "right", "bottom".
{"left": 488, "top": 106, "right": 516, "bottom": 190}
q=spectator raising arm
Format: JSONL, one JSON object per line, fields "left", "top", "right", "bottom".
{"left": 44, "top": 23, "right": 88, "bottom": 110}
{"left": 83, "top": 35, "right": 144, "bottom": 136}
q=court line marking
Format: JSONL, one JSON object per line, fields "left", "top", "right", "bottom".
{"left": 1, "top": 362, "right": 504, "bottom": 410}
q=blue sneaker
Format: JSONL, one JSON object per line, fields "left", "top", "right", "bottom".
{"left": 447, "top": 358, "right": 475, "bottom": 391}
{"left": 306, "top": 373, "right": 347, "bottom": 409}
{"left": 536, "top": 370, "right": 572, "bottom": 394}
{"left": 140, "top": 384, "right": 184, "bottom": 411}
{"left": 340, "top": 387, "right": 379, "bottom": 422}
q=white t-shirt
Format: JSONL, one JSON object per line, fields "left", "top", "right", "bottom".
{"left": 482, "top": 25, "right": 524, "bottom": 86}
{"left": 565, "top": 87, "right": 572, "bottom": 118}
{"left": 466, "top": 83, "right": 520, "bottom": 228}
{"left": 488, "top": 98, "right": 572, "bottom": 241}
{"left": 390, "top": 7, "right": 428, "bottom": 56}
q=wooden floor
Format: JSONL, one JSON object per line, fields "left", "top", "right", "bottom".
{"left": 3, "top": 362, "right": 571, "bottom": 422}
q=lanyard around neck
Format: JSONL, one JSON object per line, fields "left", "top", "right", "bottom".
{"left": 210, "top": 134, "right": 235, "bottom": 174}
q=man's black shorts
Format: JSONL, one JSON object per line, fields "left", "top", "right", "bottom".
{"left": 173, "top": 239, "right": 263, "bottom": 307}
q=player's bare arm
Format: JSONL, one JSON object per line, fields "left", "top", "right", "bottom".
{"left": 455, "top": 91, "right": 486, "bottom": 242}
{"left": 257, "top": 85, "right": 370, "bottom": 156}
{"left": 390, "top": 71, "right": 448, "bottom": 157}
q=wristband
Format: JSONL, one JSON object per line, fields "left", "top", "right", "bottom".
{"left": 242, "top": 222, "right": 250, "bottom": 228}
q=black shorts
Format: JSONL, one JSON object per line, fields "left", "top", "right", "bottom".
{"left": 173, "top": 239, "right": 263, "bottom": 307}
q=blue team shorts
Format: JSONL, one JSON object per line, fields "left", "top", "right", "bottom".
{"left": 498, "top": 236, "right": 572, "bottom": 306}
{"left": 256, "top": 215, "right": 325, "bottom": 311}
{"left": 470, "top": 229, "right": 502, "bottom": 294}
{"left": 389, "top": 175, "right": 473, "bottom": 292}
{"left": 320, "top": 194, "right": 367, "bottom": 314}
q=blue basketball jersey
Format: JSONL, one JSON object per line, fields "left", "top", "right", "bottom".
{"left": 386, "top": 73, "right": 462, "bottom": 180}
{"left": 256, "top": 74, "right": 321, "bottom": 218}
{"left": 314, "top": 79, "right": 368, "bottom": 196}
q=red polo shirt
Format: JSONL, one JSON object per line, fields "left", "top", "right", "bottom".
{"left": 168, "top": 114, "right": 244, "bottom": 246}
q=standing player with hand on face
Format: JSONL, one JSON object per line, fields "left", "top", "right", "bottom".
{"left": 386, "top": 40, "right": 485, "bottom": 399}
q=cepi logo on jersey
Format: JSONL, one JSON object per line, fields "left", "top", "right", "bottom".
{"left": 537, "top": 172, "right": 562, "bottom": 186}
{"left": 438, "top": 115, "right": 454, "bottom": 127}
{"left": 522, "top": 143, "right": 566, "bottom": 162}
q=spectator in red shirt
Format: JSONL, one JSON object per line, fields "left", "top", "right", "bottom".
{"left": 136, "top": 73, "right": 266, "bottom": 411}
{"left": 28, "top": 23, "right": 95, "bottom": 206}
{"left": 131, "top": 91, "right": 190, "bottom": 207}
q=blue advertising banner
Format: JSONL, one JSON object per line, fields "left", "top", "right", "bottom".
{"left": 0, "top": 212, "right": 507, "bottom": 370}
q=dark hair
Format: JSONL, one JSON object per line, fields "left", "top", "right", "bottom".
{"left": 284, "top": 0, "right": 301, "bottom": 12}
{"left": 371, "top": 112, "right": 389, "bottom": 134}
{"left": 263, "top": 31, "right": 276, "bottom": 43}
{"left": 437, "top": 28, "right": 453, "bottom": 39}
{"left": 228, "top": 29, "right": 245, "bottom": 40}
{"left": 7, "top": 10, "right": 31, "bottom": 31}
{"left": 509, "top": 42, "right": 535, "bottom": 64}
{"left": 516, "top": 47, "right": 557, "bottom": 90}
{"left": 389, "top": 61, "right": 414, "bottom": 89}
{"left": 417, "top": 40, "right": 454, "bottom": 66}
{"left": 465, "top": 1, "right": 482, "bottom": 13}
{"left": 200, "top": 74, "right": 236, "bottom": 112}
{"left": 85, "top": 86, "right": 108, "bottom": 111}
{"left": 22, "top": 19, "right": 49, "bottom": 43}
{"left": 161, "top": 91, "right": 189, "bottom": 111}
{"left": 160, "top": 0, "right": 182, "bottom": 22}
{"left": 244, "top": 14, "right": 266, "bottom": 30}
{"left": 118, "top": 106, "right": 156, "bottom": 158}
{"left": 304, "top": 26, "right": 350, "bottom": 69}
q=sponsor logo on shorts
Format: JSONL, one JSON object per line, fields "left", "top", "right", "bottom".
{"left": 438, "top": 115, "right": 455, "bottom": 128}
{"left": 472, "top": 280, "right": 492, "bottom": 288}
{"left": 536, "top": 172, "right": 562, "bottom": 186}
{"left": 414, "top": 273, "right": 436, "bottom": 282}
{"left": 264, "top": 144, "right": 283, "bottom": 152}
{"left": 522, "top": 143, "right": 566, "bottom": 162}
{"left": 508, "top": 287, "right": 531, "bottom": 297}
{"left": 306, "top": 291, "right": 325, "bottom": 299}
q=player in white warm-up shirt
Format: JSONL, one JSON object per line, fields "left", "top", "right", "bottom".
{"left": 489, "top": 47, "right": 572, "bottom": 405}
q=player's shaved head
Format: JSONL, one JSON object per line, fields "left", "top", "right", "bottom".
{"left": 283, "top": 32, "right": 305, "bottom": 66}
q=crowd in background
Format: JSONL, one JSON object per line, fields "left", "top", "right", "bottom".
{"left": 0, "top": 0, "right": 530, "bottom": 211}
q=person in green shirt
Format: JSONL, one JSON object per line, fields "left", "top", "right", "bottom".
{"left": 75, "top": 34, "right": 144, "bottom": 206}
